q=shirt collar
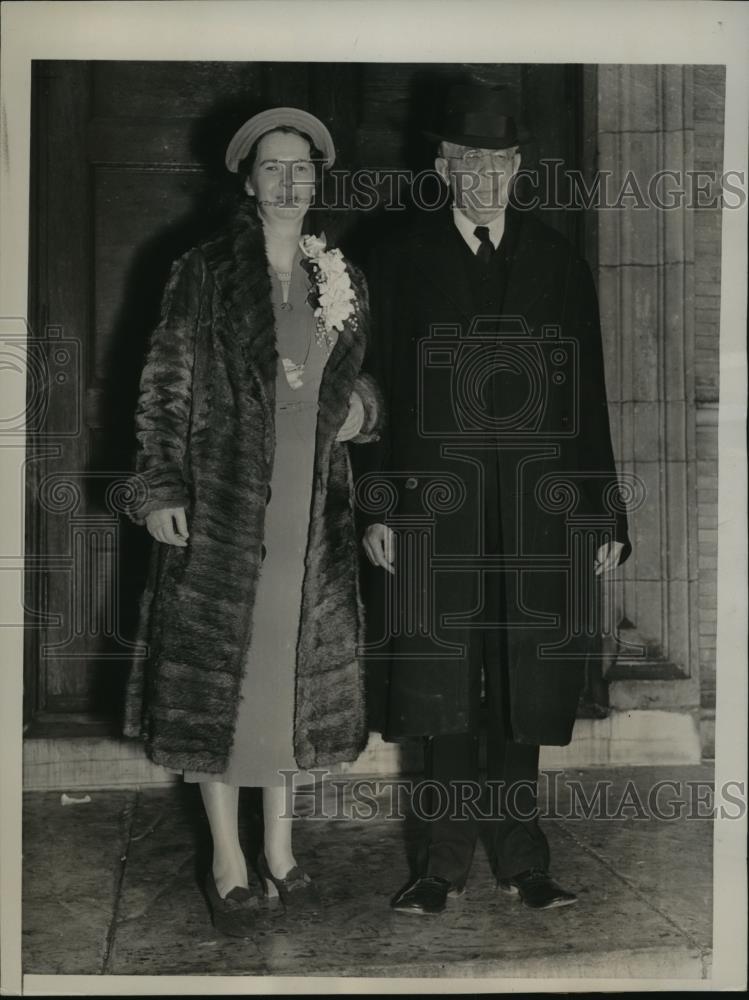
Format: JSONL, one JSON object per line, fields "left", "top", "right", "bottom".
{"left": 451, "top": 206, "right": 505, "bottom": 254}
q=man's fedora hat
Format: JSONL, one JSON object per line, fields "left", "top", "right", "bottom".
{"left": 424, "top": 81, "right": 532, "bottom": 151}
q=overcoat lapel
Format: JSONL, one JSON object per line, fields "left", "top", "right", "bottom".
{"left": 412, "top": 212, "right": 478, "bottom": 324}
{"left": 499, "top": 209, "right": 546, "bottom": 321}
{"left": 316, "top": 305, "right": 358, "bottom": 439}
{"left": 310, "top": 267, "right": 370, "bottom": 498}
{"left": 200, "top": 202, "right": 279, "bottom": 466}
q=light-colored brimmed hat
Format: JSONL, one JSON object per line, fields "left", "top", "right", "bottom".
{"left": 225, "top": 106, "right": 336, "bottom": 172}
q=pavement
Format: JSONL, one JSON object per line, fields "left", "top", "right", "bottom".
{"left": 22, "top": 765, "right": 714, "bottom": 982}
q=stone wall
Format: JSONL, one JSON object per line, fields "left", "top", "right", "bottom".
{"left": 587, "top": 65, "right": 724, "bottom": 759}
{"left": 693, "top": 65, "right": 725, "bottom": 759}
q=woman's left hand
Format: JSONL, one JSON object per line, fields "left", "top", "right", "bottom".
{"left": 336, "top": 390, "right": 365, "bottom": 442}
{"left": 594, "top": 541, "right": 624, "bottom": 576}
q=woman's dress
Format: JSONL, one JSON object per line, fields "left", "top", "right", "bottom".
{"left": 184, "top": 253, "right": 332, "bottom": 787}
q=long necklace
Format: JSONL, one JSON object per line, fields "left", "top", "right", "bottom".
{"left": 272, "top": 263, "right": 313, "bottom": 389}
{"left": 274, "top": 269, "right": 293, "bottom": 310}
{"left": 266, "top": 225, "right": 298, "bottom": 312}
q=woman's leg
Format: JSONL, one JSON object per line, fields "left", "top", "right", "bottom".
{"left": 199, "top": 780, "right": 248, "bottom": 897}
{"left": 262, "top": 783, "right": 297, "bottom": 878}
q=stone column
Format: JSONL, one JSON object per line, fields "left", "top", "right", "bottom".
{"left": 587, "top": 65, "right": 700, "bottom": 693}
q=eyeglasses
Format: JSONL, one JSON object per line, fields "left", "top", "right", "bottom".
{"left": 260, "top": 159, "right": 316, "bottom": 180}
{"left": 447, "top": 148, "right": 517, "bottom": 170}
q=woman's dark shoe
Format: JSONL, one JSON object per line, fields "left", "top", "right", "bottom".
{"left": 257, "top": 852, "right": 321, "bottom": 912}
{"left": 205, "top": 870, "right": 261, "bottom": 937}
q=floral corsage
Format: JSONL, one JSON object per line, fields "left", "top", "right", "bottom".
{"left": 299, "top": 234, "right": 357, "bottom": 351}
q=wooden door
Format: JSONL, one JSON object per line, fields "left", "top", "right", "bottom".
{"left": 26, "top": 61, "right": 584, "bottom": 733}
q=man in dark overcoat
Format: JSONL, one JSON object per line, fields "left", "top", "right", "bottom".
{"left": 359, "top": 82, "right": 632, "bottom": 913}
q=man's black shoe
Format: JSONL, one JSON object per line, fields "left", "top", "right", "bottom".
{"left": 497, "top": 868, "right": 577, "bottom": 909}
{"left": 391, "top": 875, "right": 464, "bottom": 915}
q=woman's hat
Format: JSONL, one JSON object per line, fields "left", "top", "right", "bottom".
{"left": 424, "top": 82, "right": 532, "bottom": 150}
{"left": 225, "top": 106, "right": 336, "bottom": 172}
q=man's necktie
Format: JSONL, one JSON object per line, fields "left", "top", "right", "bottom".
{"left": 474, "top": 225, "right": 494, "bottom": 264}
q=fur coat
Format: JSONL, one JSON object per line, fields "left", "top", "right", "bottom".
{"left": 123, "top": 200, "right": 383, "bottom": 774}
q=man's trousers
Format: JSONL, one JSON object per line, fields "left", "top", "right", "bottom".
{"left": 417, "top": 627, "right": 550, "bottom": 886}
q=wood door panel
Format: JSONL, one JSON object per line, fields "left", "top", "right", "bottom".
{"left": 93, "top": 168, "right": 207, "bottom": 381}
{"left": 88, "top": 120, "right": 205, "bottom": 167}
{"left": 28, "top": 62, "right": 93, "bottom": 720}
{"left": 92, "top": 61, "right": 266, "bottom": 120}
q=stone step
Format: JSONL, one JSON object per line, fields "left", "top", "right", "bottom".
{"left": 608, "top": 676, "right": 699, "bottom": 711}
{"left": 23, "top": 707, "right": 702, "bottom": 790}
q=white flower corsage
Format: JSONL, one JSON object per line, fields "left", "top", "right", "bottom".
{"left": 299, "top": 233, "right": 357, "bottom": 350}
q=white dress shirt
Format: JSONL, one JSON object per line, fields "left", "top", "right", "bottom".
{"left": 451, "top": 206, "right": 505, "bottom": 254}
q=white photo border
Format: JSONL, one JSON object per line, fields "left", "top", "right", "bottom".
{"left": 1, "top": 0, "right": 746, "bottom": 994}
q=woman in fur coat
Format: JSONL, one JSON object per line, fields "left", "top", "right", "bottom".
{"left": 124, "top": 107, "right": 382, "bottom": 935}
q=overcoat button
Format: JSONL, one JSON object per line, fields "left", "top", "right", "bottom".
{"left": 405, "top": 476, "right": 418, "bottom": 490}
{"left": 266, "top": 485, "right": 272, "bottom": 504}
{"left": 261, "top": 544, "right": 267, "bottom": 562}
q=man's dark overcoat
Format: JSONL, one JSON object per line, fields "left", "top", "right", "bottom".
{"left": 360, "top": 205, "right": 631, "bottom": 746}
{"left": 123, "top": 200, "right": 382, "bottom": 774}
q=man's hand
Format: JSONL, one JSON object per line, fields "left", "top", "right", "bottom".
{"left": 336, "top": 390, "right": 365, "bottom": 442}
{"left": 363, "top": 523, "right": 395, "bottom": 574}
{"left": 594, "top": 541, "right": 624, "bottom": 576}
{"left": 146, "top": 507, "right": 189, "bottom": 547}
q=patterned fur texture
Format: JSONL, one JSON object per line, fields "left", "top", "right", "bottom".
{"left": 123, "top": 200, "right": 381, "bottom": 773}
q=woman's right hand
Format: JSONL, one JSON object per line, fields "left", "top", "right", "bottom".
{"left": 145, "top": 507, "right": 189, "bottom": 547}
{"left": 363, "top": 523, "right": 395, "bottom": 574}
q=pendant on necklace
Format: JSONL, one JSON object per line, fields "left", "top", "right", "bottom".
{"left": 282, "top": 357, "right": 304, "bottom": 389}
{"left": 280, "top": 301, "right": 293, "bottom": 311}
